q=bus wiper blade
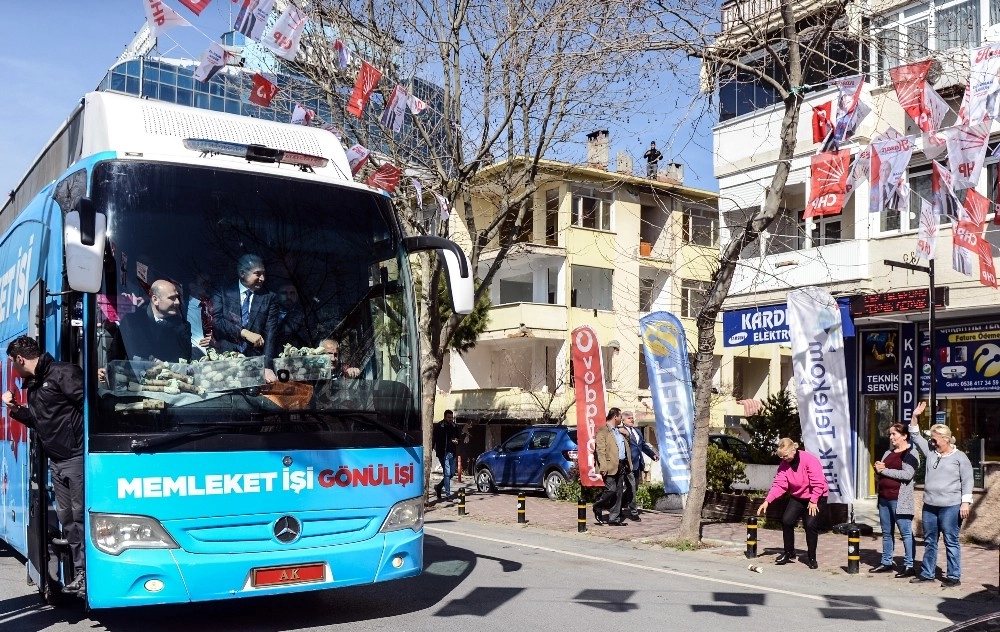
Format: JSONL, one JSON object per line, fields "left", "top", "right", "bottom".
{"left": 130, "top": 422, "right": 277, "bottom": 453}
{"left": 331, "top": 412, "right": 414, "bottom": 446}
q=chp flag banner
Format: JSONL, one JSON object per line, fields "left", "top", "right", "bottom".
{"left": 787, "top": 287, "right": 854, "bottom": 503}
{"left": 345, "top": 144, "right": 370, "bottom": 175}
{"left": 177, "top": 0, "right": 211, "bottom": 15}
{"left": 381, "top": 85, "right": 409, "bottom": 133}
{"left": 142, "top": 0, "right": 190, "bottom": 38}
{"left": 639, "top": 312, "right": 694, "bottom": 495}
{"left": 263, "top": 3, "right": 307, "bottom": 61}
{"left": 570, "top": 326, "right": 606, "bottom": 488}
{"left": 946, "top": 122, "right": 991, "bottom": 190}
{"left": 364, "top": 163, "right": 402, "bottom": 193}
{"left": 915, "top": 198, "right": 938, "bottom": 260}
{"left": 234, "top": 0, "right": 273, "bottom": 41}
{"left": 249, "top": 73, "right": 278, "bottom": 107}
{"left": 193, "top": 43, "right": 226, "bottom": 83}
{"left": 347, "top": 61, "right": 383, "bottom": 118}
{"left": 805, "top": 149, "right": 850, "bottom": 218}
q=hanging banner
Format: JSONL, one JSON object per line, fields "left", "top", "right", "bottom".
{"left": 946, "top": 122, "right": 990, "bottom": 190}
{"left": 346, "top": 60, "right": 382, "bottom": 118}
{"left": 263, "top": 3, "right": 307, "bottom": 61}
{"left": 333, "top": 39, "right": 351, "bottom": 71}
{"left": 812, "top": 101, "right": 832, "bottom": 144}
{"left": 234, "top": 0, "right": 273, "bottom": 41}
{"left": 290, "top": 103, "right": 314, "bottom": 125}
{"left": 345, "top": 144, "right": 370, "bottom": 175}
{"left": 870, "top": 135, "right": 913, "bottom": 212}
{"left": 830, "top": 75, "right": 866, "bottom": 147}
{"left": 570, "top": 325, "right": 606, "bottom": 488}
{"left": 193, "top": 43, "right": 226, "bottom": 83}
{"left": 142, "top": 0, "right": 191, "bottom": 38}
{"left": 249, "top": 73, "right": 278, "bottom": 106}
{"left": 805, "top": 149, "right": 850, "bottom": 218}
{"left": 786, "top": 286, "right": 854, "bottom": 503}
{"left": 978, "top": 238, "right": 998, "bottom": 288}
{"left": 963, "top": 188, "right": 991, "bottom": 227}
{"left": 889, "top": 61, "right": 933, "bottom": 127}
{"left": 365, "top": 163, "right": 402, "bottom": 193}
{"left": 952, "top": 220, "right": 979, "bottom": 276}
{"left": 177, "top": 0, "right": 211, "bottom": 15}
{"left": 639, "top": 312, "right": 694, "bottom": 495}
{"left": 932, "top": 161, "right": 962, "bottom": 220}
{"left": 843, "top": 144, "right": 870, "bottom": 202}
{"left": 407, "top": 93, "right": 428, "bottom": 115}
{"left": 967, "top": 43, "right": 1000, "bottom": 123}
{"left": 915, "top": 198, "right": 937, "bottom": 260}
{"left": 380, "top": 85, "right": 409, "bottom": 133}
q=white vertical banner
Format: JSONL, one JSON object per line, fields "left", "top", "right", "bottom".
{"left": 786, "top": 287, "right": 855, "bottom": 503}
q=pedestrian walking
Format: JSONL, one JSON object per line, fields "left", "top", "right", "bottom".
{"left": 592, "top": 408, "right": 631, "bottom": 526}
{"left": 433, "top": 409, "right": 460, "bottom": 500}
{"left": 908, "top": 401, "right": 974, "bottom": 588}
{"left": 756, "top": 438, "right": 829, "bottom": 569}
{"left": 870, "top": 422, "right": 919, "bottom": 577}
{"left": 618, "top": 410, "right": 658, "bottom": 521}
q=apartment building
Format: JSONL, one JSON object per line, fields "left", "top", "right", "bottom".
{"left": 434, "top": 154, "right": 720, "bottom": 474}
{"left": 713, "top": 0, "right": 1000, "bottom": 498}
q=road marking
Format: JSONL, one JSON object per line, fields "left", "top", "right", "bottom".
{"left": 428, "top": 526, "right": 950, "bottom": 624}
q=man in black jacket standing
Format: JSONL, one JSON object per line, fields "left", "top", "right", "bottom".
{"left": 3, "top": 336, "right": 86, "bottom": 594}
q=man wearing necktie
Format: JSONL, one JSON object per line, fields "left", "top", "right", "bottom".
{"left": 211, "top": 254, "right": 279, "bottom": 377}
{"left": 619, "top": 410, "right": 659, "bottom": 521}
{"left": 592, "top": 407, "right": 631, "bottom": 526}
{"left": 110, "top": 279, "right": 192, "bottom": 363}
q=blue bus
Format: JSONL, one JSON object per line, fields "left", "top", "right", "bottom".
{"left": 0, "top": 91, "right": 472, "bottom": 608}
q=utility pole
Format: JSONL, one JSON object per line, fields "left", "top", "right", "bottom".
{"left": 884, "top": 258, "right": 936, "bottom": 421}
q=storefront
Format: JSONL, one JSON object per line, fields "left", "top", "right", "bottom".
{"left": 854, "top": 289, "right": 990, "bottom": 496}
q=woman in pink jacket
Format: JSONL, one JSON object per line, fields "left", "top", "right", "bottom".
{"left": 756, "top": 438, "right": 830, "bottom": 569}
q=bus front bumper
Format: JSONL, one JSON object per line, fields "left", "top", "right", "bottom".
{"left": 85, "top": 528, "right": 423, "bottom": 609}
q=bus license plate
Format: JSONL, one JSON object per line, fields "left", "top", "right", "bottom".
{"left": 252, "top": 563, "right": 326, "bottom": 587}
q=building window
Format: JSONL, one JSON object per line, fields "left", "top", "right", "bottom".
{"left": 799, "top": 215, "right": 842, "bottom": 247}
{"left": 571, "top": 185, "right": 612, "bottom": 231}
{"left": 680, "top": 279, "right": 710, "bottom": 318}
{"left": 639, "top": 277, "right": 655, "bottom": 312}
{"left": 683, "top": 205, "right": 719, "bottom": 247}
{"left": 874, "top": 0, "right": 980, "bottom": 84}
{"left": 764, "top": 208, "right": 801, "bottom": 255}
{"left": 570, "top": 265, "right": 613, "bottom": 310}
{"left": 545, "top": 188, "right": 560, "bottom": 246}
{"left": 499, "top": 198, "right": 533, "bottom": 245}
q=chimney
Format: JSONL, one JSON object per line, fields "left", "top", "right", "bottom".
{"left": 662, "top": 162, "right": 684, "bottom": 184}
{"left": 615, "top": 151, "right": 634, "bottom": 176}
{"left": 586, "top": 130, "right": 610, "bottom": 170}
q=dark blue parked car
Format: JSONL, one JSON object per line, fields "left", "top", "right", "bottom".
{"left": 474, "top": 425, "right": 578, "bottom": 499}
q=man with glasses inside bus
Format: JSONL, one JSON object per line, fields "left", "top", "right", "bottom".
{"left": 3, "top": 336, "right": 87, "bottom": 595}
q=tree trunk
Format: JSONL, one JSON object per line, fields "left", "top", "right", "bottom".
{"left": 418, "top": 254, "right": 443, "bottom": 498}
{"left": 677, "top": 92, "right": 803, "bottom": 542}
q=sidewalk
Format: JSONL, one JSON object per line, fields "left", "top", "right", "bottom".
{"left": 427, "top": 482, "right": 1000, "bottom": 599}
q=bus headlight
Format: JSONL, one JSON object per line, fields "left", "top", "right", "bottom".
{"left": 91, "top": 513, "right": 179, "bottom": 555}
{"left": 378, "top": 497, "right": 424, "bottom": 533}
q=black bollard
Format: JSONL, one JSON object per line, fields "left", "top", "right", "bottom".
{"left": 578, "top": 501, "right": 587, "bottom": 533}
{"left": 745, "top": 517, "right": 758, "bottom": 559}
{"left": 517, "top": 493, "right": 526, "bottom": 524}
{"left": 847, "top": 527, "right": 860, "bottom": 574}
{"left": 458, "top": 487, "right": 466, "bottom": 516}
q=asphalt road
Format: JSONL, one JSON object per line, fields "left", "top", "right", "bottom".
{"left": 1, "top": 516, "right": 997, "bottom": 631}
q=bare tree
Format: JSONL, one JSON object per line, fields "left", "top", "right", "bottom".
{"left": 286, "top": 0, "right": 647, "bottom": 495}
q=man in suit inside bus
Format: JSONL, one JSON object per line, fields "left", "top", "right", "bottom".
{"left": 211, "top": 254, "right": 279, "bottom": 379}
{"left": 110, "top": 279, "right": 192, "bottom": 363}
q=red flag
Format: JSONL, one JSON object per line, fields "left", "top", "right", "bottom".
{"left": 177, "top": 0, "right": 212, "bottom": 15}
{"left": 890, "top": 61, "right": 934, "bottom": 129}
{"left": 962, "top": 188, "right": 990, "bottom": 229}
{"left": 249, "top": 73, "right": 278, "bottom": 106}
{"left": 805, "top": 149, "right": 851, "bottom": 218}
{"left": 978, "top": 237, "right": 998, "bottom": 288}
{"left": 812, "top": 102, "right": 832, "bottom": 143}
{"left": 347, "top": 61, "right": 382, "bottom": 118}
{"left": 365, "top": 163, "right": 402, "bottom": 193}
{"left": 570, "top": 325, "right": 606, "bottom": 487}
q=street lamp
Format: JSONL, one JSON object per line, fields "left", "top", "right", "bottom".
{"left": 884, "top": 258, "right": 936, "bottom": 422}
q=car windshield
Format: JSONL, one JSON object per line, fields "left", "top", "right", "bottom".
{"left": 87, "top": 161, "right": 418, "bottom": 450}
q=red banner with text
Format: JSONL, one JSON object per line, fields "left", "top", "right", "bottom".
{"left": 570, "top": 326, "right": 606, "bottom": 487}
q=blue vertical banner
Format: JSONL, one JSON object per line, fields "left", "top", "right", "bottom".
{"left": 639, "top": 312, "right": 694, "bottom": 494}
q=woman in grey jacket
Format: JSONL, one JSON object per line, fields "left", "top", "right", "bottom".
{"left": 908, "top": 401, "right": 975, "bottom": 588}
{"left": 870, "top": 421, "right": 919, "bottom": 577}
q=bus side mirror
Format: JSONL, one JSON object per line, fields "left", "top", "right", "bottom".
{"left": 64, "top": 197, "right": 107, "bottom": 293}
{"left": 401, "top": 236, "right": 474, "bottom": 315}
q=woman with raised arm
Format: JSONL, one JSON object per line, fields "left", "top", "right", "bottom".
{"left": 870, "top": 422, "right": 919, "bottom": 577}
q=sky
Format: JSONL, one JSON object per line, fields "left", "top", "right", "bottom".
{"left": 0, "top": 2, "right": 718, "bottom": 196}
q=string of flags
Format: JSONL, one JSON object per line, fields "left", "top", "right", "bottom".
{"left": 140, "top": 0, "right": 449, "bottom": 212}
{"left": 806, "top": 45, "right": 1000, "bottom": 290}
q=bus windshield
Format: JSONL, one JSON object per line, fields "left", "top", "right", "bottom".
{"left": 88, "top": 161, "right": 418, "bottom": 451}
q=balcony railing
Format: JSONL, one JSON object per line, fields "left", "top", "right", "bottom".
{"left": 729, "top": 239, "right": 869, "bottom": 295}
{"left": 721, "top": 0, "right": 781, "bottom": 31}
{"left": 485, "top": 302, "right": 568, "bottom": 336}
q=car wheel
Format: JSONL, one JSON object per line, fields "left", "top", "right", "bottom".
{"left": 543, "top": 470, "right": 566, "bottom": 500}
{"left": 476, "top": 468, "right": 496, "bottom": 493}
